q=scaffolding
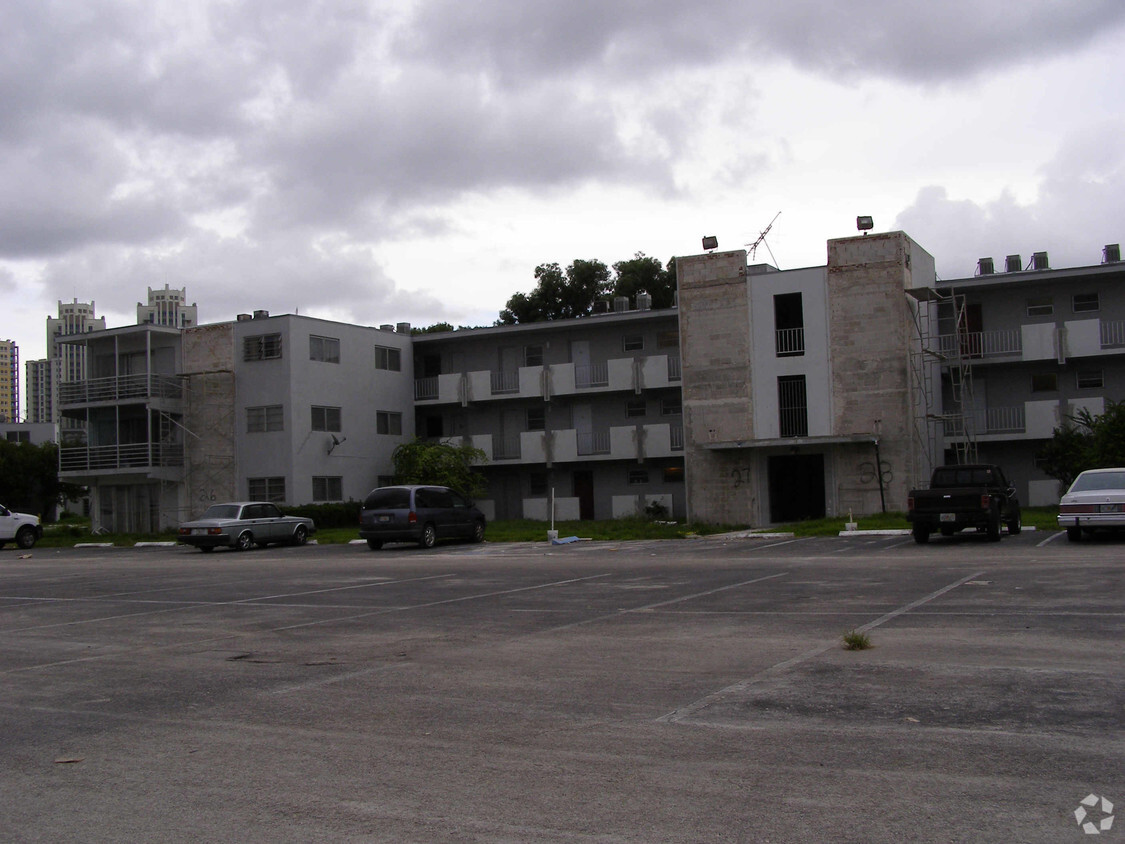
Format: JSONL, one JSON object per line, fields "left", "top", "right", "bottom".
{"left": 906, "top": 286, "right": 976, "bottom": 486}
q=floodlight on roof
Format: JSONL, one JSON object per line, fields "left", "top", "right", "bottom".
{"left": 702, "top": 235, "right": 718, "bottom": 251}
{"left": 856, "top": 216, "right": 874, "bottom": 232}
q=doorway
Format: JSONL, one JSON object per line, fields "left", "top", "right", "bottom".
{"left": 768, "top": 454, "right": 825, "bottom": 523}
{"left": 573, "top": 470, "right": 595, "bottom": 520}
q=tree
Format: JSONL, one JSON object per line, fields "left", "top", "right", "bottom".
{"left": 1037, "top": 400, "right": 1125, "bottom": 491}
{"left": 391, "top": 438, "right": 488, "bottom": 500}
{"left": 611, "top": 253, "right": 677, "bottom": 309}
{"left": 497, "top": 259, "right": 611, "bottom": 324}
{"left": 0, "top": 441, "right": 82, "bottom": 518}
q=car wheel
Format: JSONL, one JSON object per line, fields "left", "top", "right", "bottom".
{"left": 292, "top": 525, "right": 308, "bottom": 546}
{"left": 419, "top": 524, "right": 437, "bottom": 549}
{"left": 15, "top": 527, "right": 37, "bottom": 550}
{"left": 1066, "top": 526, "right": 1082, "bottom": 542}
{"left": 471, "top": 520, "right": 485, "bottom": 543}
{"left": 986, "top": 507, "right": 1002, "bottom": 542}
{"left": 236, "top": 531, "right": 254, "bottom": 552}
{"left": 1007, "top": 513, "right": 1022, "bottom": 535}
{"left": 367, "top": 538, "right": 383, "bottom": 550}
{"left": 912, "top": 524, "right": 930, "bottom": 544}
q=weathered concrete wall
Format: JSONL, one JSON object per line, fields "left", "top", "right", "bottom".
{"left": 181, "top": 323, "right": 236, "bottom": 519}
{"left": 827, "top": 232, "right": 933, "bottom": 512}
{"left": 676, "top": 250, "right": 757, "bottom": 524}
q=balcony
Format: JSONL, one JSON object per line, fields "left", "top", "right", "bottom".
{"left": 58, "top": 374, "right": 183, "bottom": 406}
{"left": 775, "top": 328, "right": 805, "bottom": 357}
{"left": 59, "top": 442, "right": 184, "bottom": 472}
{"left": 1102, "top": 320, "right": 1125, "bottom": 348}
{"left": 576, "top": 431, "right": 611, "bottom": 456}
{"left": 943, "top": 406, "right": 1026, "bottom": 437}
{"left": 938, "top": 330, "right": 1022, "bottom": 359}
{"left": 415, "top": 376, "right": 439, "bottom": 400}
{"left": 574, "top": 363, "right": 609, "bottom": 389}
{"left": 491, "top": 433, "right": 522, "bottom": 460}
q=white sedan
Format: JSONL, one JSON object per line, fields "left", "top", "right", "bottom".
{"left": 1057, "top": 468, "right": 1125, "bottom": 542}
{"left": 178, "top": 502, "right": 315, "bottom": 551}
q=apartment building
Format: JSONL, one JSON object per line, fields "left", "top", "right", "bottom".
{"left": 138, "top": 284, "right": 198, "bottom": 328}
{"left": 57, "top": 312, "right": 414, "bottom": 532}
{"left": 0, "top": 339, "right": 17, "bottom": 422}
{"left": 25, "top": 299, "right": 106, "bottom": 429}
{"left": 934, "top": 244, "right": 1125, "bottom": 505}
{"left": 412, "top": 303, "right": 684, "bottom": 521}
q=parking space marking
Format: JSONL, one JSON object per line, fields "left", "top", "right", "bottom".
{"left": 657, "top": 569, "right": 987, "bottom": 724}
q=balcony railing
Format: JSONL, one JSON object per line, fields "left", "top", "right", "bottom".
{"left": 667, "top": 355, "right": 681, "bottom": 381}
{"left": 938, "top": 330, "right": 1022, "bottom": 359}
{"left": 415, "top": 376, "right": 439, "bottom": 400}
{"left": 670, "top": 424, "right": 684, "bottom": 451}
{"left": 574, "top": 363, "right": 609, "bottom": 389}
{"left": 576, "top": 431, "right": 611, "bottom": 456}
{"left": 492, "top": 433, "right": 521, "bottom": 460}
{"left": 57, "top": 374, "right": 183, "bottom": 405}
{"left": 1102, "top": 320, "right": 1125, "bottom": 348}
{"left": 943, "top": 406, "right": 1026, "bottom": 436}
{"left": 775, "top": 327, "right": 805, "bottom": 357}
{"left": 490, "top": 370, "right": 519, "bottom": 395}
{"left": 59, "top": 443, "right": 184, "bottom": 472}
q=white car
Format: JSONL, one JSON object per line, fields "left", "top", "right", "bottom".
{"left": 0, "top": 505, "right": 43, "bottom": 550}
{"left": 1058, "top": 467, "right": 1125, "bottom": 542}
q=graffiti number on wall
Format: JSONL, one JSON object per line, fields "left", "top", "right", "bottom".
{"left": 858, "top": 460, "right": 893, "bottom": 486}
{"left": 731, "top": 467, "right": 753, "bottom": 488}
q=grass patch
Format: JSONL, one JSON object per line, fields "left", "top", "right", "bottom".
{"left": 842, "top": 629, "right": 873, "bottom": 650}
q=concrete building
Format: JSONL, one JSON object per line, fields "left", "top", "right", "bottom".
{"left": 933, "top": 243, "right": 1125, "bottom": 505}
{"left": 138, "top": 284, "right": 198, "bottom": 328}
{"left": 0, "top": 339, "right": 17, "bottom": 423}
{"left": 0, "top": 422, "right": 56, "bottom": 445}
{"left": 676, "top": 231, "right": 938, "bottom": 525}
{"left": 25, "top": 299, "right": 107, "bottom": 431}
{"left": 57, "top": 312, "right": 414, "bottom": 532}
{"left": 411, "top": 303, "right": 684, "bottom": 522}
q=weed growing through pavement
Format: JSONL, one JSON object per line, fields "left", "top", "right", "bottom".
{"left": 842, "top": 629, "right": 873, "bottom": 650}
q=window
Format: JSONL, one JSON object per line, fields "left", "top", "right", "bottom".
{"left": 5, "top": 431, "right": 30, "bottom": 443}
{"left": 774, "top": 292, "right": 805, "bottom": 357}
{"left": 625, "top": 398, "right": 647, "bottom": 418}
{"left": 657, "top": 330, "right": 679, "bottom": 349}
{"left": 778, "top": 375, "right": 808, "bottom": 437}
{"left": 628, "top": 469, "right": 649, "bottom": 485}
{"left": 248, "top": 477, "right": 285, "bottom": 503}
{"left": 311, "top": 405, "right": 342, "bottom": 432}
{"left": 663, "top": 466, "right": 684, "bottom": 484}
{"left": 527, "top": 407, "right": 545, "bottom": 431}
{"left": 661, "top": 397, "right": 682, "bottom": 416}
{"left": 1073, "top": 293, "right": 1100, "bottom": 313}
{"left": 244, "top": 333, "right": 282, "bottom": 361}
{"left": 247, "top": 405, "right": 283, "bottom": 433}
{"left": 376, "top": 411, "right": 402, "bottom": 435}
{"left": 310, "top": 335, "right": 340, "bottom": 363}
{"left": 1076, "top": 370, "right": 1104, "bottom": 389}
{"left": 524, "top": 345, "right": 543, "bottom": 367}
{"left": 529, "top": 472, "right": 548, "bottom": 496}
{"left": 374, "top": 345, "right": 402, "bottom": 371}
{"left": 1031, "top": 373, "right": 1058, "bottom": 393}
{"left": 623, "top": 335, "right": 644, "bottom": 352}
{"left": 312, "top": 476, "right": 343, "bottom": 501}
{"left": 1025, "top": 297, "right": 1053, "bottom": 317}
{"left": 423, "top": 415, "right": 443, "bottom": 438}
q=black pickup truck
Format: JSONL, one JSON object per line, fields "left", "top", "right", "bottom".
{"left": 906, "top": 464, "right": 1021, "bottom": 544}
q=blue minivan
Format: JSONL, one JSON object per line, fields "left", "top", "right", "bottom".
{"left": 359, "top": 485, "right": 486, "bottom": 550}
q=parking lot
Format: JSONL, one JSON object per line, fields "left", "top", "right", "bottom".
{"left": 1, "top": 531, "right": 1121, "bottom": 843}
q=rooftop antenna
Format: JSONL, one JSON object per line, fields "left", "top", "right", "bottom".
{"left": 746, "top": 211, "right": 781, "bottom": 266}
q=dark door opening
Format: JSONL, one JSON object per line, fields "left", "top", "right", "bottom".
{"left": 573, "top": 471, "right": 595, "bottom": 520}
{"left": 768, "top": 454, "right": 825, "bottom": 523}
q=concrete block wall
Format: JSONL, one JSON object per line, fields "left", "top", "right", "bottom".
{"left": 181, "top": 323, "right": 236, "bottom": 519}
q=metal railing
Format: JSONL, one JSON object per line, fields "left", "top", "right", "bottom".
{"left": 943, "top": 406, "right": 1026, "bottom": 436}
{"left": 414, "top": 376, "right": 439, "bottom": 400}
{"left": 490, "top": 370, "right": 519, "bottom": 394}
{"left": 574, "top": 363, "right": 609, "bottom": 389}
{"left": 775, "top": 328, "right": 805, "bottom": 356}
{"left": 670, "top": 425, "right": 684, "bottom": 451}
{"left": 59, "top": 443, "right": 184, "bottom": 472}
{"left": 1101, "top": 320, "right": 1125, "bottom": 348}
{"left": 667, "top": 355, "right": 681, "bottom": 381}
{"left": 938, "top": 330, "right": 1022, "bottom": 359}
{"left": 491, "top": 433, "right": 521, "bottom": 460}
{"left": 576, "top": 431, "right": 611, "bottom": 456}
{"left": 57, "top": 374, "right": 183, "bottom": 405}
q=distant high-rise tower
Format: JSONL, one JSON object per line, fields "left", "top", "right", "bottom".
{"left": 25, "top": 300, "right": 106, "bottom": 428}
{"left": 0, "top": 340, "right": 18, "bottom": 423}
{"left": 138, "top": 284, "right": 198, "bottom": 328}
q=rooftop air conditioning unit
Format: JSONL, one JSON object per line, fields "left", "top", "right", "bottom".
{"left": 1105, "top": 244, "right": 1122, "bottom": 264}
{"left": 592, "top": 300, "right": 610, "bottom": 314}
{"left": 613, "top": 296, "right": 629, "bottom": 313}
{"left": 236, "top": 313, "right": 252, "bottom": 322}
{"left": 396, "top": 322, "right": 411, "bottom": 334}
{"left": 977, "top": 257, "right": 994, "bottom": 275}
{"left": 253, "top": 309, "right": 270, "bottom": 319}
{"left": 1032, "top": 251, "right": 1049, "bottom": 270}
{"left": 1005, "top": 255, "right": 1022, "bottom": 273}
{"left": 636, "top": 292, "right": 652, "bottom": 311}
{"left": 379, "top": 324, "right": 394, "bottom": 331}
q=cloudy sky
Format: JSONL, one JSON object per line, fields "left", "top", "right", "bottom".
{"left": 3, "top": 0, "right": 1124, "bottom": 392}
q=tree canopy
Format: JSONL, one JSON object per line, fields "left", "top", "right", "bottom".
{"left": 497, "top": 253, "right": 676, "bottom": 324}
{"left": 1037, "top": 401, "right": 1125, "bottom": 491}
{"left": 0, "top": 441, "right": 81, "bottom": 518}
{"left": 391, "top": 438, "right": 488, "bottom": 500}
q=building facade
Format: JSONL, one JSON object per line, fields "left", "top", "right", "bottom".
{"left": 138, "top": 284, "right": 198, "bottom": 328}
{"left": 25, "top": 299, "right": 107, "bottom": 429}
{"left": 0, "top": 339, "right": 17, "bottom": 423}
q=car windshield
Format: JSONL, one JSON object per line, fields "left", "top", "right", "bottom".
{"left": 1068, "top": 471, "right": 1125, "bottom": 493}
{"left": 363, "top": 488, "right": 411, "bottom": 509}
{"left": 200, "top": 504, "right": 242, "bottom": 519}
